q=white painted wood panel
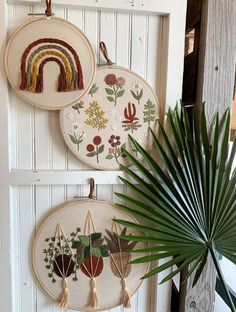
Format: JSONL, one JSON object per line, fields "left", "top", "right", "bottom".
{"left": 0, "top": 1, "right": 187, "bottom": 311}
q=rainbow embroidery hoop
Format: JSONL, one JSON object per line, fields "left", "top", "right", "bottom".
{"left": 60, "top": 42, "right": 159, "bottom": 170}
{"left": 32, "top": 182, "right": 149, "bottom": 311}
{"left": 5, "top": 16, "right": 96, "bottom": 110}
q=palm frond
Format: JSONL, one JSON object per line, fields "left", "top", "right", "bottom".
{"left": 115, "top": 104, "right": 236, "bottom": 312}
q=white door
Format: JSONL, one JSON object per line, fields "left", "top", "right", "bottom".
{"left": 0, "top": 1, "right": 187, "bottom": 311}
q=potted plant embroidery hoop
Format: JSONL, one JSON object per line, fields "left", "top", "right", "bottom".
{"left": 31, "top": 179, "right": 149, "bottom": 311}
{"left": 5, "top": 15, "right": 96, "bottom": 110}
{"left": 59, "top": 42, "right": 160, "bottom": 170}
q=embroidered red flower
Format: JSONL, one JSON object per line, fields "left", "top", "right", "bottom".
{"left": 116, "top": 77, "right": 125, "bottom": 87}
{"left": 109, "top": 135, "right": 121, "bottom": 147}
{"left": 87, "top": 144, "right": 95, "bottom": 152}
{"left": 105, "top": 74, "right": 117, "bottom": 86}
{"left": 93, "top": 136, "right": 102, "bottom": 145}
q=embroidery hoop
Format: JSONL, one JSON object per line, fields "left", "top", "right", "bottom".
{"left": 59, "top": 43, "right": 159, "bottom": 170}
{"left": 5, "top": 16, "right": 96, "bottom": 110}
{"left": 31, "top": 196, "right": 149, "bottom": 311}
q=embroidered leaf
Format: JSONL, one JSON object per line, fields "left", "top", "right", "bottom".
{"left": 107, "top": 96, "right": 115, "bottom": 102}
{"left": 79, "top": 235, "right": 90, "bottom": 246}
{"left": 89, "top": 83, "right": 99, "bottom": 97}
{"left": 117, "top": 89, "right": 125, "bottom": 97}
{"left": 90, "top": 247, "right": 102, "bottom": 257}
{"left": 72, "top": 241, "right": 81, "bottom": 249}
{"left": 84, "top": 246, "right": 90, "bottom": 258}
{"left": 106, "top": 155, "right": 113, "bottom": 160}
{"left": 92, "top": 238, "right": 105, "bottom": 247}
{"left": 87, "top": 152, "right": 97, "bottom": 157}
{"left": 69, "top": 134, "right": 78, "bottom": 144}
{"left": 91, "top": 232, "right": 102, "bottom": 242}
{"left": 98, "top": 144, "right": 105, "bottom": 153}
{"left": 105, "top": 88, "right": 114, "bottom": 95}
{"left": 143, "top": 99, "right": 156, "bottom": 126}
{"left": 100, "top": 245, "right": 110, "bottom": 257}
{"left": 131, "top": 90, "right": 139, "bottom": 100}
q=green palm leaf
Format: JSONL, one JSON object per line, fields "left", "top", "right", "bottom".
{"left": 116, "top": 104, "right": 236, "bottom": 312}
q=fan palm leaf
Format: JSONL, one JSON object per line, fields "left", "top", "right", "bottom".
{"left": 115, "top": 105, "right": 236, "bottom": 311}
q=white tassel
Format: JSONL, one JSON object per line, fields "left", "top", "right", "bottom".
{"left": 88, "top": 277, "right": 99, "bottom": 309}
{"left": 121, "top": 278, "right": 131, "bottom": 308}
{"left": 58, "top": 278, "right": 69, "bottom": 309}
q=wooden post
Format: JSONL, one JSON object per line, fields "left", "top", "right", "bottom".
{"left": 196, "top": 0, "right": 236, "bottom": 121}
{"left": 185, "top": 0, "right": 236, "bottom": 311}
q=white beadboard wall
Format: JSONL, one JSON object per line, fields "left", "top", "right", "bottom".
{"left": 8, "top": 3, "right": 160, "bottom": 312}
{"left": 0, "top": 1, "right": 187, "bottom": 312}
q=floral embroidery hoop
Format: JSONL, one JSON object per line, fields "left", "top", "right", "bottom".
{"left": 60, "top": 65, "right": 159, "bottom": 170}
{"left": 5, "top": 17, "right": 96, "bottom": 110}
{"left": 32, "top": 199, "right": 149, "bottom": 311}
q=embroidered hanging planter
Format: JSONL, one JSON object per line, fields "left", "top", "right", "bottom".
{"left": 105, "top": 221, "right": 138, "bottom": 308}
{"left": 32, "top": 196, "right": 149, "bottom": 311}
{"left": 60, "top": 42, "right": 159, "bottom": 170}
{"left": 5, "top": 12, "right": 96, "bottom": 110}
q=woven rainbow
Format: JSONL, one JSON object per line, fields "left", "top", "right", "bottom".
{"left": 19, "top": 38, "right": 84, "bottom": 93}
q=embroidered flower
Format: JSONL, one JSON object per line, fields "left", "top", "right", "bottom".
{"left": 131, "top": 81, "right": 141, "bottom": 93}
{"left": 108, "top": 135, "right": 121, "bottom": 147}
{"left": 86, "top": 136, "right": 104, "bottom": 164}
{"left": 130, "top": 81, "right": 143, "bottom": 104}
{"left": 116, "top": 77, "right": 125, "bottom": 87}
{"left": 93, "top": 136, "right": 102, "bottom": 145}
{"left": 87, "top": 144, "right": 95, "bottom": 152}
{"left": 66, "top": 112, "right": 73, "bottom": 120}
{"left": 108, "top": 147, "right": 116, "bottom": 155}
{"left": 105, "top": 74, "right": 117, "bottom": 86}
{"left": 110, "top": 124, "right": 117, "bottom": 131}
{"left": 72, "top": 121, "right": 81, "bottom": 131}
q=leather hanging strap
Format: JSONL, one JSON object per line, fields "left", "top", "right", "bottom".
{"left": 88, "top": 178, "right": 95, "bottom": 199}
{"left": 99, "top": 41, "right": 113, "bottom": 66}
{"left": 45, "top": 0, "right": 52, "bottom": 17}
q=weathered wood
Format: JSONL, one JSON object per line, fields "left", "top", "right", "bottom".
{"left": 185, "top": 256, "right": 216, "bottom": 312}
{"left": 196, "top": 0, "right": 236, "bottom": 122}
{"left": 185, "top": 0, "right": 236, "bottom": 311}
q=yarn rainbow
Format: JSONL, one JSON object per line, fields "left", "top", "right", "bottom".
{"left": 20, "top": 38, "right": 84, "bottom": 93}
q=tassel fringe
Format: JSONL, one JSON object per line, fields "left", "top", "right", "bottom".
{"left": 88, "top": 277, "right": 99, "bottom": 309}
{"left": 121, "top": 278, "right": 131, "bottom": 308}
{"left": 58, "top": 278, "right": 69, "bottom": 309}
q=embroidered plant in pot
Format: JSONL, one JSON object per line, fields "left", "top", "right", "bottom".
{"left": 104, "top": 224, "right": 137, "bottom": 308}
{"left": 43, "top": 224, "right": 81, "bottom": 309}
{"left": 72, "top": 211, "right": 109, "bottom": 309}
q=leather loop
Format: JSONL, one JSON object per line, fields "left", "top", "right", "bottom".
{"left": 99, "top": 41, "right": 113, "bottom": 66}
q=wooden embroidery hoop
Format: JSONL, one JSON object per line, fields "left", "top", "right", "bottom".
{"left": 5, "top": 16, "right": 96, "bottom": 110}
{"left": 59, "top": 42, "right": 159, "bottom": 170}
{"left": 31, "top": 179, "right": 149, "bottom": 311}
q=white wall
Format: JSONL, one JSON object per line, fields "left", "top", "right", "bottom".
{"left": 0, "top": 1, "right": 187, "bottom": 311}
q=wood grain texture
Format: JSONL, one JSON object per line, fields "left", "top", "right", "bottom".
{"left": 185, "top": 256, "right": 216, "bottom": 312}
{"left": 197, "top": 0, "right": 236, "bottom": 122}
{"left": 185, "top": 0, "right": 236, "bottom": 310}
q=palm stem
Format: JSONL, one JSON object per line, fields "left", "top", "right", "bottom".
{"left": 209, "top": 247, "right": 236, "bottom": 312}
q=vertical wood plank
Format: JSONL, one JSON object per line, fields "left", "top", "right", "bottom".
{"left": 197, "top": 0, "right": 236, "bottom": 122}
{"left": 100, "top": 11, "right": 116, "bottom": 63}
{"left": 18, "top": 186, "right": 36, "bottom": 312}
{"left": 130, "top": 14, "right": 148, "bottom": 78}
{"left": 116, "top": 12, "right": 131, "bottom": 68}
{"left": 35, "top": 186, "right": 52, "bottom": 312}
{"left": 0, "top": 0, "right": 14, "bottom": 310}
{"left": 186, "top": 0, "right": 236, "bottom": 310}
{"left": 66, "top": 7, "right": 93, "bottom": 170}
